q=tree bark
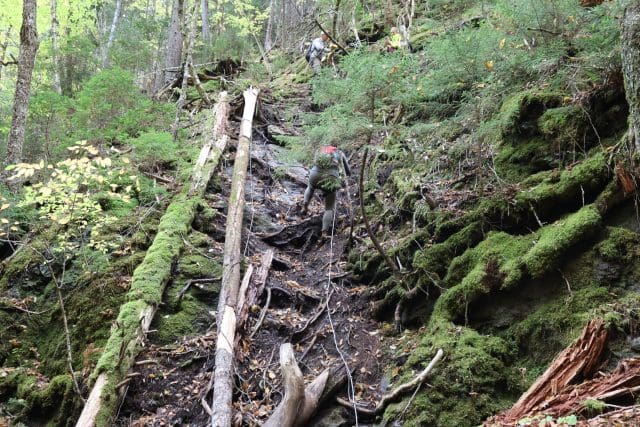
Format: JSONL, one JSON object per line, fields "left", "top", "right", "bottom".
{"left": 211, "top": 87, "right": 260, "bottom": 427}
{"left": 264, "top": 0, "right": 274, "bottom": 52}
{"left": 102, "top": 0, "right": 124, "bottom": 67}
{"left": 75, "top": 92, "right": 231, "bottom": 427}
{"left": 201, "top": 0, "right": 210, "bottom": 41}
{"left": 332, "top": 0, "right": 341, "bottom": 38}
{"left": 622, "top": 1, "right": 640, "bottom": 153}
{"left": 5, "top": 0, "right": 39, "bottom": 178}
{"left": 50, "top": 0, "right": 61, "bottom": 93}
{"left": 172, "top": 0, "right": 199, "bottom": 140}
{"left": 0, "top": 26, "right": 12, "bottom": 83}
{"left": 163, "top": 0, "right": 184, "bottom": 86}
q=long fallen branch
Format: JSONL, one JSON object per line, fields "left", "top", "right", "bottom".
{"left": 336, "top": 348, "right": 444, "bottom": 419}
{"left": 211, "top": 87, "right": 260, "bottom": 427}
{"left": 75, "top": 92, "right": 230, "bottom": 427}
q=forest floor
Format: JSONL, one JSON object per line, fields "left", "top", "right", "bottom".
{"left": 114, "top": 87, "right": 403, "bottom": 426}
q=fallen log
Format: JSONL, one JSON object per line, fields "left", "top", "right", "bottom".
{"left": 211, "top": 87, "right": 260, "bottom": 427}
{"left": 75, "top": 93, "right": 231, "bottom": 427}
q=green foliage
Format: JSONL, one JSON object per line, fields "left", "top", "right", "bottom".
{"left": 307, "top": 51, "right": 421, "bottom": 148}
{"left": 128, "top": 131, "right": 184, "bottom": 171}
{"left": 6, "top": 141, "right": 140, "bottom": 254}
{"left": 71, "top": 68, "right": 172, "bottom": 143}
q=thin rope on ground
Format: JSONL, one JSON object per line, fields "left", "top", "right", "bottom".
{"left": 326, "top": 200, "right": 358, "bottom": 426}
{"left": 243, "top": 139, "right": 256, "bottom": 256}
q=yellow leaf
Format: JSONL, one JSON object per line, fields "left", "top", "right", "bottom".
{"left": 122, "top": 157, "right": 130, "bottom": 164}
{"left": 499, "top": 38, "right": 506, "bottom": 50}
{"left": 58, "top": 217, "right": 70, "bottom": 225}
{"left": 0, "top": 203, "right": 9, "bottom": 211}
{"left": 485, "top": 60, "right": 494, "bottom": 71}
{"left": 0, "top": 218, "right": 9, "bottom": 224}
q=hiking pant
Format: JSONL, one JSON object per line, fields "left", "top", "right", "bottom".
{"left": 304, "top": 166, "right": 338, "bottom": 232}
{"left": 310, "top": 56, "right": 322, "bottom": 75}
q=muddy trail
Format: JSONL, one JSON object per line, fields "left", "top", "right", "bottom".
{"left": 114, "top": 95, "right": 392, "bottom": 426}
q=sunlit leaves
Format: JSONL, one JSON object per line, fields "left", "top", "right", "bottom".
{"left": 5, "top": 140, "right": 138, "bottom": 253}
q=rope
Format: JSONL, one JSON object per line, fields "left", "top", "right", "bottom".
{"left": 325, "top": 195, "right": 359, "bottom": 426}
{"left": 243, "top": 138, "right": 256, "bottom": 256}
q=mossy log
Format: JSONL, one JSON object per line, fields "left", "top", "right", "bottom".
{"left": 75, "top": 92, "right": 231, "bottom": 427}
{"left": 211, "top": 87, "right": 260, "bottom": 427}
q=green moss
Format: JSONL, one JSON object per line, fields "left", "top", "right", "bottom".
{"left": 537, "top": 105, "right": 587, "bottom": 148}
{"left": 524, "top": 205, "right": 601, "bottom": 278}
{"left": 515, "top": 152, "right": 610, "bottom": 210}
{"left": 127, "top": 194, "right": 199, "bottom": 304}
{"left": 413, "top": 221, "right": 484, "bottom": 279}
{"left": 435, "top": 231, "right": 532, "bottom": 320}
{"left": 153, "top": 295, "right": 212, "bottom": 344}
{"left": 433, "top": 206, "right": 601, "bottom": 322}
{"left": 582, "top": 398, "right": 606, "bottom": 415}
{"left": 496, "top": 90, "right": 564, "bottom": 138}
{"left": 595, "top": 226, "right": 640, "bottom": 262}
{"left": 507, "top": 286, "right": 611, "bottom": 367}
{"left": 384, "top": 319, "right": 519, "bottom": 426}
{"left": 495, "top": 138, "right": 555, "bottom": 181}
{"left": 0, "top": 371, "right": 78, "bottom": 426}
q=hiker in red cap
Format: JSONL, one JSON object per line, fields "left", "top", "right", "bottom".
{"left": 301, "top": 145, "right": 351, "bottom": 239}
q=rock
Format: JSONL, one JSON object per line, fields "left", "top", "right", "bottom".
{"left": 308, "top": 406, "right": 351, "bottom": 427}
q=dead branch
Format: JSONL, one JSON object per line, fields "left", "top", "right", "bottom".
{"left": 263, "top": 343, "right": 335, "bottom": 427}
{"left": 337, "top": 348, "right": 444, "bottom": 419}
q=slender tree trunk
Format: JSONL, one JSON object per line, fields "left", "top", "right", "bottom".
{"left": 163, "top": 0, "right": 184, "bottom": 85}
{"left": 103, "top": 0, "right": 124, "bottom": 67}
{"left": 332, "top": 0, "right": 341, "bottom": 38}
{"left": 0, "top": 26, "right": 12, "bottom": 83}
{"left": 264, "top": 0, "right": 274, "bottom": 52}
{"left": 622, "top": 2, "right": 640, "bottom": 153}
{"left": 50, "top": 0, "right": 61, "bottom": 93}
{"left": 5, "top": 0, "right": 39, "bottom": 178}
{"left": 172, "top": 0, "right": 198, "bottom": 140}
{"left": 201, "top": 0, "right": 210, "bottom": 41}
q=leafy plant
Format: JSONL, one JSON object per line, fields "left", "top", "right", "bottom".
{"left": 5, "top": 141, "right": 139, "bottom": 253}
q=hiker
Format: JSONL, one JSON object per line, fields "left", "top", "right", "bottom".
{"left": 306, "top": 32, "right": 329, "bottom": 75}
{"left": 385, "top": 27, "right": 403, "bottom": 52}
{"left": 301, "top": 145, "right": 351, "bottom": 239}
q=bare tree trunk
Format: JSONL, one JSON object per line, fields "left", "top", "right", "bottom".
{"left": 211, "top": 87, "right": 260, "bottom": 427}
{"left": 622, "top": 1, "right": 640, "bottom": 153}
{"left": 201, "top": 0, "right": 210, "bottom": 41}
{"left": 103, "top": 0, "right": 124, "bottom": 67}
{"left": 163, "top": 0, "right": 184, "bottom": 85}
{"left": 264, "top": 0, "right": 274, "bottom": 52}
{"left": 332, "top": 0, "right": 341, "bottom": 38}
{"left": 0, "top": 26, "right": 12, "bottom": 83}
{"left": 5, "top": 0, "right": 39, "bottom": 179}
{"left": 172, "top": 0, "right": 200, "bottom": 139}
{"left": 50, "top": 0, "right": 61, "bottom": 93}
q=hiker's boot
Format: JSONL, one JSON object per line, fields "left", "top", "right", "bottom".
{"left": 317, "top": 229, "right": 329, "bottom": 246}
